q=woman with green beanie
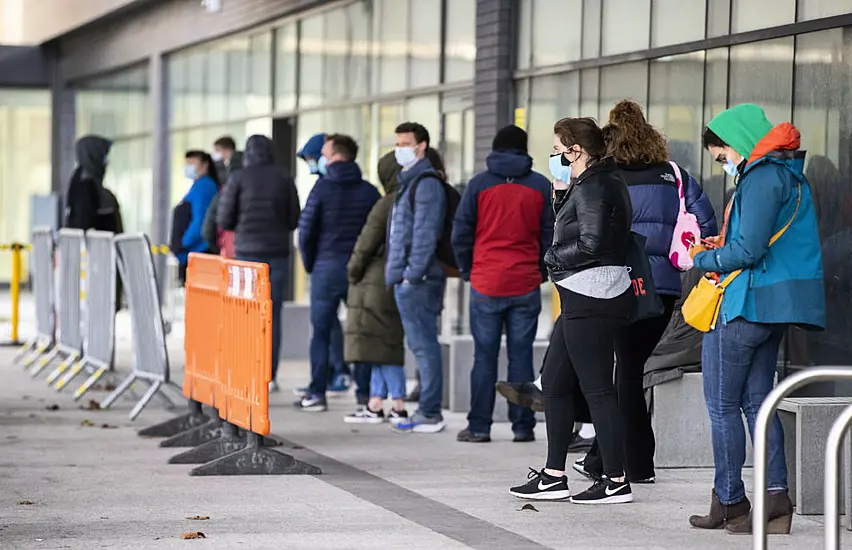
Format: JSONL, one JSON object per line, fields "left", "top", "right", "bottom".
{"left": 687, "top": 103, "right": 825, "bottom": 534}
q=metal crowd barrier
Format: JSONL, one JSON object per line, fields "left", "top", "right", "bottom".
{"left": 15, "top": 228, "right": 54, "bottom": 366}
{"left": 752, "top": 366, "right": 852, "bottom": 550}
{"left": 100, "top": 234, "right": 178, "bottom": 420}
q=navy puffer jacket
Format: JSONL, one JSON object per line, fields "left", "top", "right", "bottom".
{"left": 619, "top": 162, "right": 718, "bottom": 296}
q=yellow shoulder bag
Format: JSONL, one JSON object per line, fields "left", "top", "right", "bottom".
{"left": 682, "top": 182, "right": 801, "bottom": 332}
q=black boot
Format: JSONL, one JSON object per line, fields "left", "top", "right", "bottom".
{"left": 689, "top": 490, "right": 750, "bottom": 530}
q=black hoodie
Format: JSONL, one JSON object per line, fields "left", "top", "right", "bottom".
{"left": 65, "top": 135, "right": 123, "bottom": 233}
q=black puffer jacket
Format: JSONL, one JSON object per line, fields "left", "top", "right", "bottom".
{"left": 217, "top": 135, "right": 301, "bottom": 257}
{"left": 545, "top": 157, "right": 632, "bottom": 282}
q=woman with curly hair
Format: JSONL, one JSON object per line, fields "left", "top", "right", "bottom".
{"left": 573, "top": 100, "right": 718, "bottom": 485}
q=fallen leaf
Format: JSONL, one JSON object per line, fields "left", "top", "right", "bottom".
{"left": 519, "top": 503, "right": 539, "bottom": 512}
{"left": 100, "top": 516, "right": 109, "bottom": 520}
{"left": 17, "top": 500, "right": 34, "bottom": 506}
{"left": 185, "top": 516, "right": 210, "bottom": 521}
{"left": 80, "top": 400, "right": 101, "bottom": 411}
{"left": 181, "top": 532, "right": 206, "bottom": 539}
{"left": 45, "top": 404, "right": 59, "bottom": 411}
{"left": 100, "top": 424, "right": 117, "bottom": 429}
{"left": 80, "top": 420, "right": 95, "bottom": 427}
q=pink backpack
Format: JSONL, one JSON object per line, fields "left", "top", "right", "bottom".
{"left": 668, "top": 161, "right": 701, "bottom": 271}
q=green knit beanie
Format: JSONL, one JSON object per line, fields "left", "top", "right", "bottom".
{"left": 707, "top": 104, "right": 774, "bottom": 160}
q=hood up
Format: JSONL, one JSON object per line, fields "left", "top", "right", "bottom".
{"left": 75, "top": 135, "right": 112, "bottom": 182}
{"left": 485, "top": 150, "right": 533, "bottom": 179}
{"left": 297, "top": 133, "right": 326, "bottom": 160}
{"left": 377, "top": 151, "right": 401, "bottom": 194}
{"left": 707, "top": 103, "right": 774, "bottom": 161}
{"left": 243, "top": 135, "right": 275, "bottom": 167}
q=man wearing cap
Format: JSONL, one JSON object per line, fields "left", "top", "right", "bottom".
{"left": 451, "top": 125, "right": 553, "bottom": 444}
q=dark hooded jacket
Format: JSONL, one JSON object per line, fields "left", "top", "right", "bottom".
{"left": 344, "top": 152, "right": 405, "bottom": 366}
{"left": 216, "top": 135, "right": 301, "bottom": 258}
{"left": 65, "top": 136, "right": 123, "bottom": 233}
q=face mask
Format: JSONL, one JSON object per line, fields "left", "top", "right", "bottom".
{"left": 184, "top": 164, "right": 197, "bottom": 180}
{"left": 211, "top": 151, "right": 224, "bottom": 162}
{"left": 549, "top": 153, "right": 572, "bottom": 183}
{"left": 394, "top": 146, "right": 418, "bottom": 169}
{"left": 723, "top": 159, "right": 739, "bottom": 178}
{"left": 318, "top": 156, "right": 329, "bottom": 176}
{"left": 307, "top": 159, "right": 319, "bottom": 174}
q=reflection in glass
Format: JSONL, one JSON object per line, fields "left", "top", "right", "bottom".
{"left": 375, "top": 0, "right": 409, "bottom": 94}
{"left": 731, "top": 0, "right": 795, "bottom": 33}
{"left": 600, "top": 62, "right": 649, "bottom": 116}
{"left": 530, "top": 0, "right": 582, "bottom": 67}
{"left": 248, "top": 32, "right": 273, "bottom": 116}
{"left": 651, "top": 0, "right": 705, "bottom": 47}
{"left": 409, "top": 0, "right": 442, "bottom": 88}
{"left": 729, "top": 37, "right": 794, "bottom": 126}
{"left": 274, "top": 22, "right": 298, "bottom": 112}
{"left": 206, "top": 41, "right": 229, "bottom": 122}
{"left": 444, "top": 0, "right": 476, "bottom": 82}
{"left": 797, "top": 0, "right": 852, "bottom": 20}
{"left": 701, "top": 48, "right": 729, "bottom": 215}
{"left": 601, "top": 0, "right": 650, "bottom": 55}
{"left": 299, "top": 14, "right": 325, "bottom": 108}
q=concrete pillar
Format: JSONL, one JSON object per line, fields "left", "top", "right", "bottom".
{"left": 149, "top": 53, "right": 171, "bottom": 299}
{"left": 49, "top": 52, "right": 76, "bottom": 220}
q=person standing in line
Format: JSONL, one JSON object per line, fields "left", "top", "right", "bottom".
{"left": 296, "top": 134, "right": 381, "bottom": 412}
{"left": 203, "top": 136, "right": 242, "bottom": 258}
{"left": 386, "top": 122, "right": 448, "bottom": 434}
{"left": 171, "top": 150, "right": 220, "bottom": 286}
{"left": 217, "top": 135, "right": 302, "bottom": 392}
{"left": 451, "top": 125, "right": 552, "bottom": 443}
{"left": 573, "top": 100, "right": 718, "bottom": 484}
{"left": 509, "top": 117, "right": 634, "bottom": 504}
{"left": 687, "top": 104, "right": 824, "bottom": 534}
{"left": 343, "top": 151, "right": 410, "bottom": 424}
{"left": 295, "top": 132, "right": 353, "bottom": 394}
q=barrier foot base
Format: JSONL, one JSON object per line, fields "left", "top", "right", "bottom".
{"left": 189, "top": 433, "right": 321, "bottom": 476}
{"left": 169, "top": 433, "right": 246, "bottom": 465}
{"left": 159, "top": 417, "right": 222, "bottom": 448}
{"left": 0, "top": 340, "right": 24, "bottom": 348}
{"left": 139, "top": 408, "right": 209, "bottom": 438}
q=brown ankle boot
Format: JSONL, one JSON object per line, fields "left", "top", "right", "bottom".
{"left": 725, "top": 490, "right": 793, "bottom": 535}
{"left": 689, "top": 490, "right": 751, "bottom": 529}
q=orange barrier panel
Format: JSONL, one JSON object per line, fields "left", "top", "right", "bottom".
{"left": 219, "top": 259, "right": 272, "bottom": 436}
{"left": 183, "top": 253, "right": 225, "bottom": 410}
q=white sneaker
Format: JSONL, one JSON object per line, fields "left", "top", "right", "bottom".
{"left": 268, "top": 380, "right": 280, "bottom": 393}
{"left": 344, "top": 406, "right": 385, "bottom": 424}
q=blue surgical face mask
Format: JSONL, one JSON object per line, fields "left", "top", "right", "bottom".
{"left": 549, "top": 153, "right": 572, "bottom": 183}
{"left": 394, "top": 146, "right": 418, "bottom": 169}
{"left": 307, "top": 158, "right": 319, "bottom": 174}
{"left": 723, "top": 159, "right": 739, "bottom": 178}
{"left": 184, "top": 164, "right": 197, "bottom": 180}
{"left": 318, "top": 156, "right": 329, "bottom": 176}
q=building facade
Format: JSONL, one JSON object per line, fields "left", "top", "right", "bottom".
{"left": 1, "top": 0, "right": 852, "bottom": 365}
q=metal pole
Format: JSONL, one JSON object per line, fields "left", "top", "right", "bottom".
{"left": 824, "top": 404, "right": 852, "bottom": 549}
{"left": 10, "top": 244, "right": 22, "bottom": 343}
{"left": 753, "top": 367, "right": 852, "bottom": 550}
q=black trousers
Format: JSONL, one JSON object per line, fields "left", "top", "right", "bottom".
{"left": 542, "top": 313, "right": 625, "bottom": 476}
{"left": 584, "top": 295, "right": 677, "bottom": 481}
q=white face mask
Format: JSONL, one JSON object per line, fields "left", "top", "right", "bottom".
{"left": 211, "top": 151, "right": 224, "bottom": 163}
{"left": 394, "top": 146, "right": 418, "bottom": 169}
{"left": 723, "top": 159, "right": 739, "bottom": 178}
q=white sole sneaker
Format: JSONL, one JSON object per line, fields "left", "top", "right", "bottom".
{"left": 343, "top": 416, "right": 385, "bottom": 424}
{"left": 411, "top": 421, "right": 446, "bottom": 433}
{"left": 570, "top": 493, "right": 634, "bottom": 505}
{"left": 509, "top": 489, "right": 571, "bottom": 501}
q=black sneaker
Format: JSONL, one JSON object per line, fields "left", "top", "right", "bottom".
{"left": 572, "top": 457, "right": 600, "bottom": 481}
{"left": 388, "top": 409, "right": 409, "bottom": 426}
{"left": 509, "top": 468, "right": 570, "bottom": 501}
{"left": 570, "top": 478, "right": 633, "bottom": 505}
{"left": 343, "top": 406, "right": 385, "bottom": 424}
{"left": 567, "top": 431, "right": 594, "bottom": 453}
{"left": 457, "top": 428, "right": 491, "bottom": 443}
{"left": 513, "top": 432, "right": 535, "bottom": 443}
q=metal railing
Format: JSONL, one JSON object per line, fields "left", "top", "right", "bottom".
{"left": 753, "top": 366, "right": 852, "bottom": 550}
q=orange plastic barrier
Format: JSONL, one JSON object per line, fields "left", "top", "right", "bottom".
{"left": 218, "top": 259, "right": 272, "bottom": 436}
{"left": 183, "top": 253, "right": 225, "bottom": 409}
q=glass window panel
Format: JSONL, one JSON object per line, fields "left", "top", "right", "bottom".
{"left": 580, "top": 68, "right": 601, "bottom": 121}
{"left": 274, "top": 22, "right": 298, "bottom": 112}
{"left": 601, "top": 0, "right": 651, "bottom": 56}
{"left": 186, "top": 49, "right": 206, "bottom": 126}
{"left": 797, "top": 0, "right": 852, "bottom": 20}
{"left": 651, "top": 0, "right": 706, "bottom": 47}
{"left": 528, "top": 73, "right": 580, "bottom": 178}
{"left": 378, "top": 102, "right": 404, "bottom": 155}
{"left": 206, "top": 42, "right": 229, "bottom": 122}
{"left": 228, "top": 37, "right": 251, "bottom": 119}
{"left": 169, "top": 52, "right": 188, "bottom": 128}
{"left": 170, "top": 131, "right": 187, "bottom": 207}
{"left": 582, "top": 0, "right": 602, "bottom": 59}
{"left": 517, "top": 0, "right": 532, "bottom": 70}
{"left": 323, "top": 8, "right": 350, "bottom": 102}
{"left": 376, "top": 0, "right": 409, "bottom": 94}
{"left": 648, "top": 52, "right": 706, "bottom": 177}
{"left": 296, "top": 111, "right": 325, "bottom": 206}
{"left": 600, "top": 61, "right": 649, "bottom": 118}
{"left": 245, "top": 117, "right": 272, "bottom": 140}
{"left": 731, "top": 0, "right": 795, "bottom": 33}
{"left": 729, "top": 37, "right": 794, "bottom": 125}
{"left": 405, "top": 95, "right": 441, "bottom": 149}
{"left": 701, "top": 48, "right": 729, "bottom": 215}
{"left": 531, "top": 0, "right": 582, "bottom": 67}
{"left": 247, "top": 32, "right": 272, "bottom": 116}
{"left": 409, "top": 0, "right": 441, "bottom": 88}
{"left": 299, "top": 14, "right": 325, "bottom": 108}
{"left": 707, "top": 0, "right": 731, "bottom": 37}
{"left": 348, "top": 2, "right": 372, "bottom": 98}
{"left": 444, "top": 0, "right": 476, "bottom": 82}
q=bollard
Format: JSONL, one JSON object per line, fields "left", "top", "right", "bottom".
{"left": 0, "top": 243, "right": 28, "bottom": 347}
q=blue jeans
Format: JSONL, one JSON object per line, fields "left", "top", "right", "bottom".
{"left": 236, "top": 255, "right": 289, "bottom": 380}
{"left": 309, "top": 265, "right": 349, "bottom": 396}
{"left": 370, "top": 365, "right": 407, "bottom": 400}
{"left": 702, "top": 318, "right": 788, "bottom": 504}
{"left": 353, "top": 363, "right": 372, "bottom": 405}
{"left": 395, "top": 278, "right": 445, "bottom": 419}
{"left": 467, "top": 287, "right": 540, "bottom": 436}
{"left": 330, "top": 319, "right": 350, "bottom": 378}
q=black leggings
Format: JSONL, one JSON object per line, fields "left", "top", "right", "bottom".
{"left": 583, "top": 296, "right": 677, "bottom": 480}
{"left": 541, "top": 314, "right": 625, "bottom": 476}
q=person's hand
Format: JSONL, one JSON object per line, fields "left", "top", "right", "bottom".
{"left": 689, "top": 243, "right": 707, "bottom": 259}
{"left": 704, "top": 235, "right": 722, "bottom": 246}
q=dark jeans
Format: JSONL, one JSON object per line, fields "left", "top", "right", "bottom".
{"left": 467, "top": 287, "right": 540, "bottom": 436}
{"left": 584, "top": 295, "right": 676, "bottom": 480}
{"left": 309, "top": 265, "right": 349, "bottom": 396}
{"left": 353, "top": 363, "right": 372, "bottom": 405}
{"left": 329, "top": 318, "right": 350, "bottom": 378}
{"left": 236, "top": 254, "right": 289, "bottom": 380}
{"left": 703, "top": 318, "right": 788, "bottom": 504}
{"left": 542, "top": 314, "right": 625, "bottom": 476}
{"left": 395, "top": 278, "right": 445, "bottom": 419}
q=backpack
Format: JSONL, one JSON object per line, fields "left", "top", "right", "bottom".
{"left": 408, "top": 171, "right": 461, "bottom": 277}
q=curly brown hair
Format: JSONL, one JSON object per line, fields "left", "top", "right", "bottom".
{"left": 602, "top": 99, "right": 669, "bottom": 165}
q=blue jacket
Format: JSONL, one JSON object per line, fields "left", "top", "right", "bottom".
{"left": 175, "top": 175, "right": 218, "bottom": 264}
{"left": 693, "top": 152, "right": 825, "bottom": 329}
{"left": 298, "top": 160, "right": 380, "bottom": 273}
{"left": 620, "top": 163, "right": 718, "bottom": 296}
{"left": 386, "top": 157, "right": 446, "bottom": 285}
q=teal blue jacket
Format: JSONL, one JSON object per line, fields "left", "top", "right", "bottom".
{"left": 693, "top": 152, "right": 825, "bottom": 330}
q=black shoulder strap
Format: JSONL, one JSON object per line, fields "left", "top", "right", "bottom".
{"left": 408, "top": 170, "right": 444, "bottom": 210}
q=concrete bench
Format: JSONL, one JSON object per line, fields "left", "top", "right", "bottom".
{"left": 651, "top": 372, "right": 753, "bottom": 468}
{"left": 281, "top": 302, "right": 311, "bottom": 360}
{"left": 778, "top": 397, "right": 852, "bottom": 515}
{"left": 447, "top": 334, "right": 548, "bottom": 422}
